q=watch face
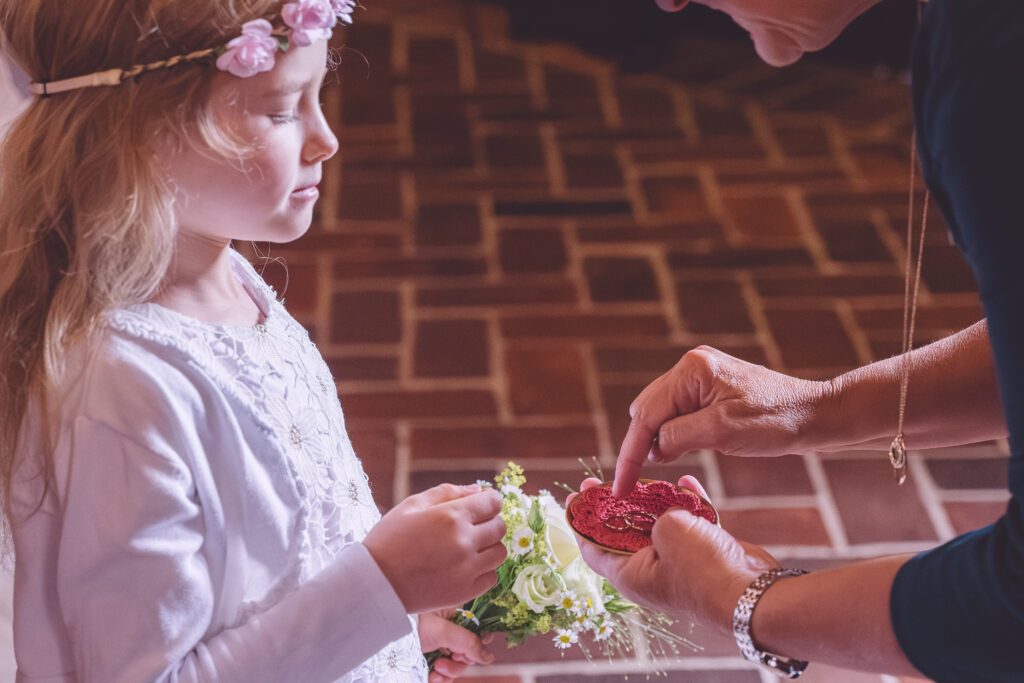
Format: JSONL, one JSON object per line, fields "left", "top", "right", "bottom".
{"left": 566, "top": 479, "right": 720, "bottom": 555}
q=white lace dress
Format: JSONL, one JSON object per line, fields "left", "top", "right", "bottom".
{"left": 11, "top": 251, "right": 428, "bottom": 682}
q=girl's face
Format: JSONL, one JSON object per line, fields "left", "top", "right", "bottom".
{"left": 161, "top": 39, "right": 338, "bottom": 244}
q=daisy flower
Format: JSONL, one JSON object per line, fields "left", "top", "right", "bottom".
{"left": 455, "top": 609, "right": 480, "bottom": 626}
{"left": 511, "top": 528, "right": 536, "bottom": 555}
{"left": 557, "top": 590, "right": 581, "bottom": 614}
{"left": 594, "top": 620, "right": 613, "bottom": 642}
{"left": 553, "top": 628, "right": 578, "bottom": 650}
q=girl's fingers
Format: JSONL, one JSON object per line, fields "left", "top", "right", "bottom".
{"left": 472, "top": 516, "right": 508, "bottom": 549}
{"left": 433, "top": 656, "right": 469, "bottom": 677}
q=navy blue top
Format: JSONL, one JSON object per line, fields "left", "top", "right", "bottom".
{"left": 890, "top": 1, "right": 1024, "bottom": 680}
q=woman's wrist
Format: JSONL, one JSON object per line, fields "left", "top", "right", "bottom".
{"left": 792, "top": 375, "right": 849, "bottom": 454}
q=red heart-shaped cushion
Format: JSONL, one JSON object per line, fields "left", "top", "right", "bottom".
{"left": 568, "top": 480, "right": 718, "bottom": 553}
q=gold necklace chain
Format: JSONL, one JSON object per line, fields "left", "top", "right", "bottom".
{"left": 890, "top": 0, "right": 931, "bottom": 485}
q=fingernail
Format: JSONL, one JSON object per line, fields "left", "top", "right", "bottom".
{"left": 461, "top": 483, "right": 482, "bottom": 492}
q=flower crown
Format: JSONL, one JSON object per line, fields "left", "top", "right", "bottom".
{"left": 28, "top": 0, "right": 356, "bottom": 96}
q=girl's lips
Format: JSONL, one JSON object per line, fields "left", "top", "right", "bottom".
{"left": 290, "top": 185, "right": 319, "bottom": 201}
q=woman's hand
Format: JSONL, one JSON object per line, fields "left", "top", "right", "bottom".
{"left": 613, "top": 346, "right": 834, "bottom": 497}
{"left": 575, "top": 476, "right": 778, "bottom": 635}
{"left": 419, "top": 610, "right": 495, "bottom": 683}
{"left": 654, "top": 0, "right": 882, "bottom": 67}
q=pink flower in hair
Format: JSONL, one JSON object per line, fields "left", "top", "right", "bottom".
{"left": 282, "top": 0, "right": 337, "bottom": 47}
{"left": 331, "top": 0, "right": 357, "bottom": 25}
{"left": 216, "top": 19, "right": 279, "bottom": 78}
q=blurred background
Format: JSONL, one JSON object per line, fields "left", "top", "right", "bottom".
{"left": 239, "top": 1, "right": 1008, "bottom": 680}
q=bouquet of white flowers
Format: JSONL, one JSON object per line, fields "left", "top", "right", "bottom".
{"left": 424, "top": 462, "right": 695, "bottom": 670}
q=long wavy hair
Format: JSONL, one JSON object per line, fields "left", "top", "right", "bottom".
{"left": 0, "top": 0, "right": 283, "bottom": 552}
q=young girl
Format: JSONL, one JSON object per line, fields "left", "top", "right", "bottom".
{"left": 0, "top": 2, "right": 507, "bottom": 681}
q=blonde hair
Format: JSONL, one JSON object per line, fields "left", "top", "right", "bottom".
{"left": 0, "top": 0, "right": 283, "bottom": 548}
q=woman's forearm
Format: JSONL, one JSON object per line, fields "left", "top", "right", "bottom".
{"left": 810, "top": 320, "right": 1005, "bottom": 452}
{"left": 747, "top": 555, "right": 920, "bottom": 675}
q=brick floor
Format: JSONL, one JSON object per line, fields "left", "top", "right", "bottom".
{"left": 246, "top": 2, "right": 1009, "bottom": 681}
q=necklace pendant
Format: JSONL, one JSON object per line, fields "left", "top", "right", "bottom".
{"left": 889, "top": 434, "right": 909, "bottom": 485}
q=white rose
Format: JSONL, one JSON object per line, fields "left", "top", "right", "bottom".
{"left": 563, "top": 557, "right": 607, "bottom": 616}
{"left": 512, "top": 564, "right": 563, "bottom": 613}
{"left": 540, "top": 493, "right": 581, "bottom": 570}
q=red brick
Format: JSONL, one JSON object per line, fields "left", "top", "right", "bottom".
{"left": 506, "top": 347, "right": 590, "bottom": 415}
{"left": 677, "top": 280, "right": 754, "bottom": 333}
{"left": 755, "top": 273, "right": 905, "bottom": 298}
{"left": 643, "top": 175, "right": 710, "bottom": 221}
{"left": 775, "top": 123, "right": 833, "bottom": 158}
{"left": 417, "top": 281, "right": 578, "bottom": 308}
{"left": 693, "top": 98, "right": 753, "bottom": 138}
{"left": 411, "top": 469, "right": 496, "bottom": 495}
{"left": 577, "top": 222, "right": 722, "bottom": 244}
{"left": 415, "top": 204, "right": 482, "bottom": 247}
{"left": 925, "top": 457, "right": 1009, "bottom": 490}
{"left": 850, "top": 140, "right": 909, "bottom": 183}
{"left": 499, "top": 228, "right": 567, "bottom": 274}
{"left": 601, "top": 383, "right": 647, "bottom": 446}
{"left": 489, "top": 630, "right": 588, "bottom": 664}
{"left": 669, "top": 244, "right": 812, "bottom": 269}
{"left": 337, "top": 172, "right": 402, "bottom": 221}
{"left": 815, "top": 216, "right": 891, "bottom": 263}
{"left": 921, "top": 245, "right": 977, "bottom": 294}
{"left": 259, "top": 259, "right": 319, "bottom": 314}
{"left": 502, "top": 313, "right": 669, "bottom": 340}
{"left": 725, "top": 195, "right": 799, "bottom": 238}
{"left": 823, "top": 459, "right": 937, "bottom": 544}
{"left": 408, "top": 38, "right": 459, "bottom": 82}
{"left": 945, "top": 501, "right": 1009, "bottom": 535}
{"left": 584, "top": 257, "right": 660, "bottom": 302}
{"left": 617, "top": 84, "right": 677, "bottom": 126}
{"left": 765, "top": 308, "right": 859, "bottom": 369}
{"left": 563, "top": 153, "right": 624, "bottom": 188}
{"left": 333, "top": 256, "right": 486, "bottom": 279}
{"left": 717, "top": 453, "right": 814, "bottom": 497}
{"left": 720, "top": 507, "right": 831, "bottom": 546}
{"left": 348, "top": 427, "right": 396, "bottom": 510}
{"left": 326, "top": 356, "right": 398, "bottom": 381}
{"left": 595, "top": 344, "right": 767, "bottom": 374}
{"left": 474, "top": 48, "right": 526, "bottom": 83}
{"left": 411, "top": 425, "right": 599, "bottom": 461}
{"left": 414, "top": 319, "right": 490, "bottom": 378}
{"left": 341, "top": 390, "right": 496, "bottom": 420}
{"left": 486, "top": 134, "right": 545, "bottom": 168}
{"left": 544, "top": 65, "right": 602, "bottom": 120}
{"left": 853, "top": 304, "right": 983, "bottom": 332}
{"left": 330, "top": 290, "right": 401, "bottom": 344}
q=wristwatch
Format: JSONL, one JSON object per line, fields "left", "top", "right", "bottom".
{"left": 733, "top": 568, "right": 811, "bottom": 679}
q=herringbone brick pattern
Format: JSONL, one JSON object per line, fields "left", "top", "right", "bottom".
{"left": 241, "top": 2, "right": 1009, "bottom": 680}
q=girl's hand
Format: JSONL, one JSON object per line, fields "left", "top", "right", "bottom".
{"left": 576, "top": 476, "right": 779, "bottom": 635}
{"left": 613, "top": 346, "right": 835, "bottom": 497}
{"left": 364, "top": 484, "right": 507, "bottom": 614}
{"left": 419, "top": 610, "right": 495, "bottom": 683}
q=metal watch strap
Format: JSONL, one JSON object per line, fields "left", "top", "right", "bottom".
{"left": 733, "top": 568, "right": 811, "bottom": 679}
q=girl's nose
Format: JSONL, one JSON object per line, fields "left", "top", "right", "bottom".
{"left": 305, "top": 112, "right": 338, "bottom": 164}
